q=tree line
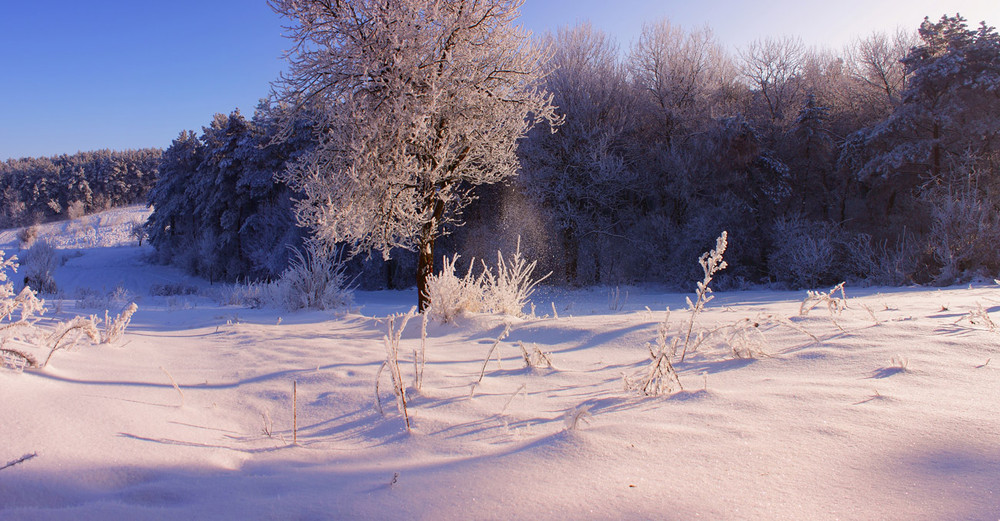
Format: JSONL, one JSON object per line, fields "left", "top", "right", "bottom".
{"left": 495, "top": 13, "right": 999, "bottom": 288}
{"left": 0, "top": 149, "right": 161, "bottom": 229}
{"left": 146, "top": 11, "right": 999, "bottom": 290}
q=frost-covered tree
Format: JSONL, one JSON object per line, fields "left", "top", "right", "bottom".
{"left": 146, "top": 108, "right": 309, "bottom": 282}
{"left": 270, "top": 0, "right": 559, "bottom": 310}
{"left": 850, "top": 15, "right": 1000, "bottom": 184}
{"left": 845, "top": 28, "right": 917, "bottom": 119}
{"left": 146, "top": 130, "right": 204, "bottom": 268}
{"left": 740, "top": 36, "right": 806, "bottom": 126}
{"left": 898, "top": 15, "right": 999, "bottom": 182}
{"left": 839, "top": 14, "right": 1000, "bottom": 281}
{"left": 784, "top": 93, "right": 835, "bottom": 217}
{"left": 629, "top": 20, "right": 736, "bottom": 145}
{"left": 193, "top": 112, "right": 258, "bottom": 282}
{"left": 520, "top": 23, "right": 637, "bottom": 283}
{"left": 0, "top": 149, "right": 159, "bottom": 227}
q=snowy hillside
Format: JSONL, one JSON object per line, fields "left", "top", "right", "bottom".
{"left": 1, "top": 207, "right": 998, "bottom": 520}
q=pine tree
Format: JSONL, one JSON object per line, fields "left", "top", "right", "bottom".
{"left": 147, "top": 130, "right": 204, "bottom": 266}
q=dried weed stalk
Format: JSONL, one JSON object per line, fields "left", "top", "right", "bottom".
{"left": 800, "top": 281, "right": 848, "bottom": 330}
{"left": 476, "top": 323, "right": 512, "bottom": 384}
{"left": 375, "top": 307, "right": 417, "bottom": 432}
{"left": 679, "top": 231, "right": 728, "bottom": 362}
{"left": 956, "top": 302, "right": 997, "bottom": 332}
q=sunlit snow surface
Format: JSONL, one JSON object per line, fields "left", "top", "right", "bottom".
{"left": 1, "top": 206, "right": 998, "bottom": 520}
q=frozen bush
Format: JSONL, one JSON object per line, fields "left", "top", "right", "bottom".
{"left": 66, "top": 200, "right": 87, "bottom": 220}
{"left": 424, "top": 239, "right": 550, "bottom": 323}
{"left": 679, "top": 231, "right": 728, "bottom": 362}
{"left": 101, "top": 303, "right": 138, "bottom": 344}
{"left": 0, "top": 251, "right": 38, "bottom": 317}
{"left": 75, "top": 287, "right": 106, "bottom": 309}
{"left": 0, "top": 250, "right": 128, "bottom": 371}
{"left": 40, "top": 316, "right": 101, "bottom": 368}
{"left": 516, "top": 340, "right": 553, "bottom": 369}
{"left": 800, "top": 281, "right": 848, "bottom": 331}
{"left": 634, "top": 309, "right": 683, "bottom": 395}
{"left": 925, "top": 189, "right": 1000, "bottom": 284}
{"left": 166, "top": 296, "right": 194, "bottom": 311}
{"left": 129, "top": 219, "right": 149, "bottom": 246}
{"left": 845, "top": 233, "right": 915, "bottom": 286}
{"left": 273, "top": 244, "right": 353, "bottom": 311}
{"left": 0, "top": 200, "right": 28, "bottom": 230}
{"left": 481, "top": 238, "right": 550, "bottom": 316}
{"left": 1, "top": 275, "right": 47, "bottom": 370}
{"left": 109, "top": 285, "right": 133, "bottom": 306}
{"left": 21, "top": 240, "right": 59, "bottom": 294}
{"left": 563, "top": 404, "right": 593, "bottom": 431}
{"left": 767, "top": 216, "right": 843, "bottom": 289}
{"left": 75, "top": 285, "right": 132, "bottom": 310}
{"left": 374, "top": 308, "right": 417, "bottom": 432}
{"left": 424, "top": 254, "right": 484, "bottom": 323}
{"left": 149, "top": 283, "right": 198, "bottom": 296}
{"left": 215, "top": 281, "right": 270, "bottom": 309}
{"left": 17, "top": 226, "right": 39, "bottom": 249}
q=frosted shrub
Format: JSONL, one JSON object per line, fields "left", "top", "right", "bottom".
{"left": 424, "top": 254, "right": 484, "bottom": 323}
{"left": 516, "top": 341, "right": 553, "bottom": 369}
{"left": 845, "top": 233, "right": 914, "bottom": 286}
{"left": 0, "top": 279, "right": 47, "bottom": 371}
{"left": 76, "top": 285, "right": 133, "bottom": 310}
{"left": 17, "top": 226, "right": 39, "bottom": 248}
{"left": 102, "top": 303, "right": 138, "bottom": 344}
{"left": 800, "top": 282, "right": 847, "bottom": 316}
{"left": 424, "top": 239, "right": 550, "bottom": 323}
{"left": 633, "top": 309, "right": 683, "bottom": 395}
{"left": 40, "top": 316, "right": 100, "bottom": 368}
{"left": 955, "top": 302, "right": 997, "bottom": 332}
{"left": 215, "top": 281, "right": 270, "bottom": 309}
{"left": 475, "top": 323, "right": 512, "bottom": 384}
{"left": 274, "top": 244, "right": 353, "bottom": 311}
{"left": 149, "top": 283, "right": 198, "bottom": 297}
{"left": 481, "top": 238, "right": 550, "bottom": 316}
{"left": 129, "top": 219, "right": 148, "bottom": 246}
{"left": 212, "top": 245, "right": 354, "bottom": 312}
{"left": 926, "top": 189, "right": 1000, "bottom": 284}
{"left": 0, "top": 250, "right": 129, "bottom": 371}
{"left": 374, "top": 308, "right": 417, "bottom": 432}
{"left": 800, "top": 282, "right": 848, "bottom": 331}
{"left": 767, "top": 216, "right": 842, "bottom": 288}
{"left": 1, "top": 251, "right": 44, "bottom": 328}
{"left": 21, "top": 240, "right": 59, "bottom": 294}
{"left": 625, "top": 233, "right": 728, "bottom": 395}
{"left": 723, "top": 314, "right": 817, "bottom": 359}
{"left": 563, "top": 404, "right": 593, "bottom": 431}
{"left": 724, "top": 317, "right": 771, "bottom": 359}
{"left": 66, "top": 200, "right": 87, "bottom": 221}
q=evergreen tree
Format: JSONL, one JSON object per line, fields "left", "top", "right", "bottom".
{"left": 147, "top": 130, "right": 204, "bottom": 269}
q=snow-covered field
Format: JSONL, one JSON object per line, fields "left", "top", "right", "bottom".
{"left": 1, "top": 206, "right": 998, "bottom": 520}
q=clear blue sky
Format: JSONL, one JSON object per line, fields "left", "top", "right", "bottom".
{"left": 2, "top": 0, "right": 996, "bottom": 161}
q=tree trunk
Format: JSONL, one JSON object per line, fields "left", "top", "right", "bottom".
{"left": 561, "top": 227, "right": 578, "bottom": 285}
{"left": 416, "top": 233, "right": 434, "bottom": 312}
{"left": 416, "top": 197, "right": 446, "bottom": 312}
{"left": 932, "top": 122, "right": 941, "bottom": 180}
{"left": 385, "top": 258, "right": 397, "bottom": 290}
